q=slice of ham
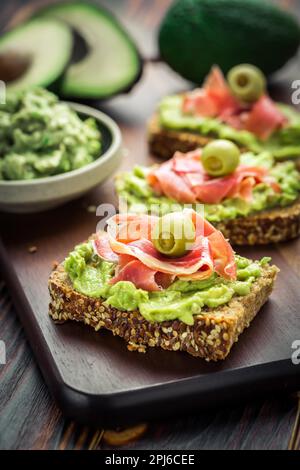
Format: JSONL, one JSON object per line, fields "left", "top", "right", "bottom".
{"left": 203, "top": 66, "right": 240, "bottom": 116}
{"left": 189, "top": 209, "right": 217, "bottom": 238}
{"left": 208, "top": 230, "right": 237, "bottom": 279}
{"left": 92, "top": 234, "right": 118, "bottom": 263}
{"left": 111, "top": 254, "right": 176, "bottom": 291}
{"left": 182, "top": 66, "right": 240, "bottom": 119}
{"left": 244, "top": 95, "right": 287, "bottom": 140}
{"left": 181, "top": 66, "right": 288, "bottom": 139}
{"left": 183, "top": 88, "right": 219, "bottom": 117}
{"left": 191, "top": 174, "right": 238, "bottom": 204}
{"left": 147, "top": 159, "right": 196, "bottom": 203}
{"left": 107, "top": 236, "right": 214, "bottom": 277}
{"left": 189, "top": 209, "right": 236, "bottom": 280}
{"left": 110, "top": 259, "right": 170, "bottom": 292}
{"left": 172, "top": 149, "right": 203, "bottom": 173}
{"left": 94, "top": 209, "right": 236, "bottom": 291}
{"left": 148, "top": 151, "right": 279, "bottom": 205}
{"left": 111, "top": 213, "right": 158, "bottom": 243}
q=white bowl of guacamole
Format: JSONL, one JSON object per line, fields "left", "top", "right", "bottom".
{"left": 0, "top": 89, "right": 122, "bottom": 213}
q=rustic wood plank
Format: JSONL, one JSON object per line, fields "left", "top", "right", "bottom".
{"left": 0, "top": 284, "right": 297, "bottom": 450}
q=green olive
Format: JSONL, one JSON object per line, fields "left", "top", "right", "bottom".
{"left": 227, "top": 64, "right": 266, "bottom": 103}
{"left": 201, "top": 139, "right": 240, "bottom": 177}
{"left": 152, "top": 212, "right": 196, "bottom": 258}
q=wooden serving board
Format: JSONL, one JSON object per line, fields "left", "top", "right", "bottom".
{"left": 1, "top": 61, "right": 300, "bottom": 426}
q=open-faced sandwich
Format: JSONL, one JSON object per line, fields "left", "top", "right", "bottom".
{"left": 149, "top": 64, "right": 300, "bottom": 163}
{"left": 116, "top": 140, "right": 300, "bottom": 245}
{"left": 49, "top": 210, "right": 278, "bottom": 361}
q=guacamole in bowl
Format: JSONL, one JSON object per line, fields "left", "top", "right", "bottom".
{"left": 0, "top": 88, "right": 102, "bottom": 180}
{"left": 0, "top": 89, "right": 122, "bottom": 213}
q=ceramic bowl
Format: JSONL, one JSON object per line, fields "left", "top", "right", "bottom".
{"left": 0, "top": 103, "right": 122, "bottom": 213}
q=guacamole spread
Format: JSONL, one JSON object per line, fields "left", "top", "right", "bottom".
{"left": 159, "top": 95, "right": 300, "bottom": 160}
{"left": 115, "top": 151, "right": 300, "bottom": 223}
{"left": 64, "top": 241, "right": 270, "bottom": 325}
{"left": 0, "top": 88, "right": 101, "bottom": 180}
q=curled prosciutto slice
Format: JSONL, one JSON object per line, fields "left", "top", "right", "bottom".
{"left": 94, "top": 209, "right": 236, "bottom": 291}
{"left": 183, "top": 88, "right": 219, "bottom": 117}
{"left": 208, "top": 231, "right": 237, "bottom": 280}
{"left": 148, "top": 149, "right": 280, "bottom": 205}
{"left": 92, "top": 233, "right": 118, "bottom": 263}
{"left": 110, "top": 259, "right": 170, "bottom": 292}
{"left": 182, "top": 66, "right": 240, "bottom": 119}
{"left": 191, "top": 174, "right": 237, "bottom": 204}
{"left": 111, "top": 213, "right": 159, "bottom": 243}
{"left": 203, "top": 66, "right": 240, "bottom": 115}
{"left": 107, "top": 235, "right": 214, "bottom": 277}
{"left": 244, "top": 95, "right": 287, "bottom": 140}
{"left": 181, "top": 66, "right": 288, "bottom": 139}
{"left": 147, "top": 159, "right": 196, "bottom": 203}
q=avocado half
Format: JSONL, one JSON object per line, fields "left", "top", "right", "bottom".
{"left": 159, "top": 0, "right": 300, "bottom": 83}
{"left": 0, "top": 18, "right": 73, "bottom": 91}
{"left": 38, "top": 1, "right": 143, "bottom": 99}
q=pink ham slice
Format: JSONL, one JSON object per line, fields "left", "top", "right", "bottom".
{"left": 110, "top": 259, "right": 167, "bottom": 292}
{"left": 107, "top": 236, "right": 214, "bottom": 277}
{"left": 208, "top": 230, "right": 237, "bottom": 280}
{"left": 191, "top": 174, "right": 238, "bottom": 204}
{"left": 94, "top": 210, "right": 237, "bottom": 291}
{"left": 203, "top": 66, "right": 240, "bottom": 115}
{"left": 182, "top": 66, "right": 288, "bottom": 139}
{"left": 148, "top": 151, "right": 280, "bottom": 205}
{"left": 244, "top": 95, "right": 287, "bottom": 140}
{"left": 110, "top": 213, "right": 158, "bottom": 244}
{"left": 182, "top": 66, "right": 240, "bottom": 119}
{"left": 183, "top": 88, "right": 219, "bottom": 117}
{"left": 92, "top": 234, "right": 118, "bottom": 263}
{"left": 147, "top": 159, "right": 196, "bottom": 203}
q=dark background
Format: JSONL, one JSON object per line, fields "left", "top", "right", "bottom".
{"left": 0, "top": 0, "right": 300, "bottom": 450}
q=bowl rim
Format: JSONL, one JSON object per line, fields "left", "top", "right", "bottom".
{"left": 0, "top": 102, "right": 122, "bottom": 186}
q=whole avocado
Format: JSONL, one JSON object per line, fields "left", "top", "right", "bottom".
{"left": 158, "top": 0, "right": 300, "bottom": 83}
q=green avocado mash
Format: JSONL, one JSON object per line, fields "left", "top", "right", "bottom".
{"left": 64, "top": 241, "right": 271, "bottom": 325}
{"left": 159, "top": 95, "right": 300, "bottom": 160}
{"left": 115, "top": 151, "right": 300, "bottom": 223}
{"left": 0, "top": 88, "right": 102, "bottom": 180}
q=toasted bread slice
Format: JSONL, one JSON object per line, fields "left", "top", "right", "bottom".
{"left": 148, "top": 113, "right": 213, "bottom": 160}
{"left": 49, "top": 262, "right": 278, "bottom": 361}
{"left": 214, "top": 199, "right": 300, "bottom": 245}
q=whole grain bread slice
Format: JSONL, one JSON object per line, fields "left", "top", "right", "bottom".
{"left": 49, "top": 262, "right": 278, "bottom": 361}
{"left": 148, "top": 114, "right": 213, "bottom": 160}
{"left": 213, "top": 199, "right": 300, "bottom": 245}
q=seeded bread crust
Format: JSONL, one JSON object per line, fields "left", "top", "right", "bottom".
{"left": 214, "top": 199, "right": 300, "bottom": 245}
{"left": 148, "top": 114, "right": 213, "bottom": 160}
{"left": 48, "top": 263, "right": 278, "bottom": 361}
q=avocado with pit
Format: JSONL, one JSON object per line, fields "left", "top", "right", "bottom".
{"left": 159, "top": 0, "right": 300, "bottom": 83}
{"left": 38, "top": 1, "right": 142, "bottom": 99}
{"left": 0, "top": 18, "right": 73, "bottom": 91}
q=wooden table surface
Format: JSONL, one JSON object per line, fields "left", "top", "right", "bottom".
{"left": 0, "top": 0, "right": 300, "bottom": 450}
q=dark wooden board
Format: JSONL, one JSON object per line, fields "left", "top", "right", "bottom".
{"left": 1, "top": 59, "right": 300, "bottom": 426}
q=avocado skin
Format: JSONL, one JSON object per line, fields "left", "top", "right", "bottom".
{"left": 159, "top": 0, "right": 300, "bottom": 83}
